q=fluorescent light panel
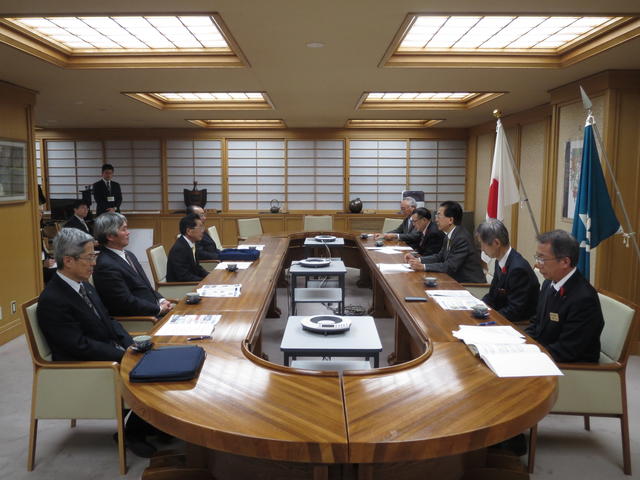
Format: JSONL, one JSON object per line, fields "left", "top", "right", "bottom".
{"left": 399, "top": 15, "right": 620, "bottom": 51}
{"left": 346, "top": 119, "right": 442, "bottom": 128}
{"left": 365, "top": 92, "right": 475, "bottom": 103}
{"left": 188, "top": 119, "right": 286, "bottom": 128}
{"left": 153, "top": 92, "right": 264, "bottom": 103}
{"left": 5, "top": 15, "right": 230, "bottom": 51}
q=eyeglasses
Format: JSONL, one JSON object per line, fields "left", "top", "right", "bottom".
{"left": 77, "top": 253, "right": 99, "bottom": 263}
{"left": 533, "top": 255, "right": 561, "bottom": 265}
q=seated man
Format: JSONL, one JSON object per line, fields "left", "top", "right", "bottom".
{"left": 525, "top": 230, "right": 604, "bottom": 363}
{"left": 406, "top": 201, "right": 485, "bottom": 283}
{"left": 166, "top": 214, "right": 209, "bottom": 282}
{"left": 63, "top": 199, "right": 92, "bottom": 234}
{"left": 36, "top": 228, "right": 158, "bottom": 457}
{"left": 93, "top": 212, "right": 174, "bottom": 317}
{"left": 186, "top": 204, "right": 219, "bottom": 260}
{"left": 476, "top": 219, "right": 539, "bottom": 323}
{"left": 375, "top": 197, "right": 420, "bottom": 244}
{"left": 409, "top": 207, "right": 444, "bottom": 256}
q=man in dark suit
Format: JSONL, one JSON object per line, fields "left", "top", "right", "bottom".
{"left": 93, "top": 163, "right": 122, "bottom": 215}
{"left": 375, "top": 197, "right": 420, "bottom": 244}
{"left": 525, "top": 230, "right": 604, "bottom": 363}
{"left": 93, "top": 212, "right": 174, "bottom": 317}
{"left": 63, "top": 199, "right": 92, "bottom": 234}
{"left": 406, "top": 201, "right": 485, "bottom": 283}
{"left": 476, "top": 219, "right": 539, "bottom": 323}
{"left": 167, "top": 214, "right": 209, "bottom": 282}
{"left": 408, "top": 207, "right": 444, "bottom": 256}
{"left": 36, "top": 228, "right": 158, "bottom": 457}
{"left": 186, "top": 204, "right": 220, "bottom": 260}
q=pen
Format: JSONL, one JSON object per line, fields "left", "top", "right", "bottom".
{"left": 478, "top": 321, "right": 496, "bottom": 326}
{"left": 187, "top": 335, "right": 212, "bottom": 341}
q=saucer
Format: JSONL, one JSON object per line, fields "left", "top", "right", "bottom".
{"left": 131, "top": 342, "right": 154, "bottom": 353}
{"left": 471, "top": 311, "right": 490, "bottom": 319}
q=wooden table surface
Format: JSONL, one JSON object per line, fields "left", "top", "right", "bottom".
{"left": 119, "top": 232, "right": 557, "bottom": 466}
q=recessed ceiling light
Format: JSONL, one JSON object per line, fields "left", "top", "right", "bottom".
{"left": 357, "top": 91, "right": 504, "bottom": 110}
{"left": 124, "top": 91, "right": 274, "bottom": 110}
{"left": 306, "top": 42, "right": 324, "bottom": 48}
{"left": 187, "top": 119, "right": 286, "bottom": 128}
{"left": 346, "top": 119, "right": 443, "bottom": 128}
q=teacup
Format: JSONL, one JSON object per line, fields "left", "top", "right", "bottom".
{"left": 360, "top": 233, "right": 369, "bottom": 239}
{"left": 375, "top": 239, "right": 384, "bottom": 247}
{"left": 424, "top": 276, "right": 438, "bottom": 287}
{"left": 132, "top": 335, "right": 152, "bottom": 351}
{"left": 185, "top": 292, "right": 201, "bottom": 304}
{"left": 472, "top": 304, "right": 490, "bottom": 318}
{"left": 227, "top": 263, "right": 238, "bottom": 272}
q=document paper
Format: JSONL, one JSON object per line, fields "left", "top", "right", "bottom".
{"left": 196, "top": 284, "right": 241, "bottom": 298}
{"left": 155, "top": 314, "right": 221, "bottom": 336}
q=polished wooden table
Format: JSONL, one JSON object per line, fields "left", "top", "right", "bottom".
{"left": 119, "top": 232, "right": 557, "bottom": 480}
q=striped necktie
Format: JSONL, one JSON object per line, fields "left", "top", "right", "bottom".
{"left": 78, "top": 284, "right": 99, "bottom": 318}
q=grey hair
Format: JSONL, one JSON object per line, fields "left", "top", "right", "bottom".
{"left": 54, "top": 228, "right": 94, "bottom": 267}
{"left": 94, "top": 212, "right": 127, "bottom": 245}
{"left": 537, "top": 229, "right": 579, "bottom": 267}
{"left": 476, "top": 219, "right": 510, "bottom": 246}
{"left": 403, "top": 197, "right": 417, "bottom": 208}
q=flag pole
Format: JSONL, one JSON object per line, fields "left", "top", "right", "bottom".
{"left": 579, "top": 87, "right": 640, "bottom": 265}
{"left": 492, "top": 110, "right": 540, "bottom": 236}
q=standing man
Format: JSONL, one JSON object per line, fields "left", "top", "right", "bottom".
{"left": 63, "top": 199, "right": 92, "bottom": 234}
{"left": 93, "top": 163, "right": 122, "bottom": 216}
{"left": 476, "top": 219, "right": 539, "bottom": 323}
{"left": 36, "top": 228, "right": 157, "bottom": 457}
{"left": 409, "top": 207, "right": 444, "bottom": 256}
{"left": 375, "top": 197, "right": 420, "bottom": 244}
{"left": 526, "top": 230, "right": 604, "bottom": 363}
{"left": 186, "top": 204, "right": 220, "bottom": 260}
{"left": 93, "top": 212, "right": 174, "bottom": 318}
{"left": 406, "top": 201, "right": 485, "bottom": 283}
{"left": 166, "top": 214, "right": 209, "bottom": 282}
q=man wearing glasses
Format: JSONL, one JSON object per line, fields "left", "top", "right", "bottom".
{"left": 166, "top": 214, "right": 209, "bottom": 282}
{"left": 525, "top": 230, "right": 604, "bottom": 363}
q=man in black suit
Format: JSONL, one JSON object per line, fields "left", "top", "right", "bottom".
{"left": 186, "top": 204, "right": 220, "bottom": 260}
{"left": 36, "top": 228, "right": 157, "bottom": 457}
{"left": 476, "top": 219, "right": 539, "bottom": 323}
{"left": 525, "top": 230, "right": 604, "bottom": 363}
{"left": 375, "top": 197, "right": 420, "bottom": 244}
{"left": 93, "top": 212, "right": 174, "bottom": 317}
{"left": 406, "top": 201, "right": 485, "bottom": 283}
{"left": 63, "top": 199, "right": 92, "bottom": 234}
{"left": 93, "top": 163, "right": 122, "bottom": 215}
{"left": 408, "top": 207, "right": 444, "bottom": 256}
{"left": 166, "top": 214, "right": 209, "bottom": 282}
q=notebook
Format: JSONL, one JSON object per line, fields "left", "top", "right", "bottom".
{"left": 129, "top": 345, "right": 206, "bottom": 383}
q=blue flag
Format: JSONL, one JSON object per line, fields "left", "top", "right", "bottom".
{"left": 571, "top": 120, "right": 620, "bottom": 279}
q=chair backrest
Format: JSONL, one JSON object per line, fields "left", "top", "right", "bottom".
{"left": 598, "top": 290, "right": 637, "bottom": 363}
{"left": 303, "top": 215, "right": 333, "bottom": 232}
{"left": 533, "top": 268, "right": 545, "bottom": 289}
{"left": 208, "top": 225, "right": 222, "bottom": 249}
{"left": 237, "top": 218, "right": 263, "bottom": 238}
{"left": 382, "top": 217, "right": 403, "bottom": 233}
{"left": 21, "top": 298, "right": 52, "bottom": 363}
{"left": 147, "top": 244, "right": 168, "bottom": 286}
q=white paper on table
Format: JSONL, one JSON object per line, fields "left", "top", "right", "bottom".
{"left": 426, "top": 290, "right": 476, "bottom": 298}
{"left": 196, "top": 284, "right": 241, "bottom": 297}
{"left": 237, "top": 245, "right": 265, "bottom": 251}
{"left": 155, "top": 314, "right": 221, "bottom": 336}
{"left": 452, "top": 325, "right": 525, "bottom": 345}
{"left": 470, "top": 343, "right": 563, "bottom": 377}
{"left": 369, "top": 247, "right": 405, "bottom": 255}
{"left": 377, "top": 263, "right": 413, "bottom": 273}
{"left": 432, "top": 296, "right": 488, "bottom": 310}
{"left": 215, "top": 261, "right": 253, "bottom": 270}
{"left": 391, "top": 246, "right": 413, "bottom": 251}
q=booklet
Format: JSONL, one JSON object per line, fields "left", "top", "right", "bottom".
{"left": 155, "top": 314, "right": 221, "bottom": 336}
{"left": 468, "top": 343, "right": 563, "bottom": 378}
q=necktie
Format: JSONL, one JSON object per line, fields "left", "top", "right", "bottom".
{"left": 123, "top": 251, "right": 138, "bottom": 275}
{"left": 106, "top": 180, "right": 111, "bottom": 194}
{"left": 79, "top": 284, "right": 99, "bottom": 318}
{"left": 446, "top": 236, "right": 451, "bottom": 251}
{"left": 191, "top": 245, "right": 196, "bottom": 261}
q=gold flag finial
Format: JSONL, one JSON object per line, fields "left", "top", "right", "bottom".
{"left": 493, "top": 109, "right": 502, "bottom": 119}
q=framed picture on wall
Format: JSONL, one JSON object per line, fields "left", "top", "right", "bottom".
{"left": 562, "top": 139, "right": 583, "bottom": 220}
{"left": 0, "top": 139, "right": 28, "bottom": 203}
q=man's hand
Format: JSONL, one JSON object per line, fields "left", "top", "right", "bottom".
{"left": 43, "top": 258, "right": 56, "bottom": 268}
{"left": 407, "top": 257, "right": 425, "bottom": 271}
{"left": 159, "top": 300, "right": 174, "bottom": 315}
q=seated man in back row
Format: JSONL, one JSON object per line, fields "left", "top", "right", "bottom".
{"left": 93, "top": 212, "right": 174, "bottom": 318}
{"left": 409, "top": 207, "right": 445, "bottom": 256}
{"left": 375, "top": 197, "right": 420, "bottom": 244}
{"left": 475, "top": 219, "right": 539, "bottom": 323}
{"left": 186, "top": 204, "right": 220, "bottom": 260}
{"left": 166, "top": 214, "right": 209, "bottom": 282}
{"left": 406, "top": 201, "right": 485, "bottom": 283}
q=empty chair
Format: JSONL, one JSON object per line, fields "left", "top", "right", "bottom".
{"left": 528, "top": 289, "right": 638, "bottom": 475}
{"left": 237, "top": 218, "right": 263, "bottom": 241}
{"left": 303, "top": 215, "right": 333, "bottom": 232}
{"left": 146, "top": 244, "right": 199, "bottom": 299}
{"left": 208, "top": 225, "right": 222, "bottom": 250}
{"left": 21, "top": 298, "right": 127, "bottom": 474}
{"left": 382, "top": 217, "right": 403, "bottom": 233}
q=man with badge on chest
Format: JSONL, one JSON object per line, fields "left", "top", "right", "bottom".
{"left": 93, "top": 163, "right": 122, "bottom": 216}
{"left": 476, "top": 219, "right": 539, "bottom": 323}
{"left": 525, "top": 229, "right": 604, "bottom": 363}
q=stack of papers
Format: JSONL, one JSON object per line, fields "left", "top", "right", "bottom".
{"left": 427, "top": 290, "right": 489, "bottom": 310}
{"left": 196, "top": 284, "right": 241, "bottom": 297}
{"left": 367, "top": 246, "right": 414, "bottom": 254}
{"left": 155, "top": 314, "right": 221, "bottom": 336}
{"left": 377, "top": 263, "right": 413, "bottom": 273}
{"left": 237, "top": 244, "right": 265, "bottom": 251}
{"left": 215, "top": 261, "right": 253, "bottom": 270}
{"left": 453, "top": 325, "right": 563, "bottom": 378}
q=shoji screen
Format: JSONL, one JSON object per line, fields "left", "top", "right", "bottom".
{"left": 45, "top": 140, "right": 102, "bottom": 199}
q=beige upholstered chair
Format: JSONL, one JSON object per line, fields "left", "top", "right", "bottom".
{"left": 303, "top": 215, "right": 333, "bottom": 232}
{"left": 207, "top": 225, "right": 222, "bottom": 250}
{"left": 382, "top": 217, "right": 403, "bottom": 233}
{"left": 528, "top": 289, "right": 638, "bottom": 475}
{"left": 21, "top": 298, "right": 127, "bottom": 474}
{"left": 237, "top": 218, "right": 263, "bottom": 241}
{"left": 146, "top": 244, "right": 199, "bottom": 299}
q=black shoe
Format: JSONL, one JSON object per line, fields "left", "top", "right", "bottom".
{"left": 113, "top": 433, "right": 157, "bottom": 458}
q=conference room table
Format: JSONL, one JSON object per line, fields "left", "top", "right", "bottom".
{"left": 119, "top": 231, "right": 557, "bottom": 480}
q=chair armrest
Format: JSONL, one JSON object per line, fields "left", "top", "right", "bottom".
{"left": 36, "top": 360, "right": 120, "bottom": 370}
{"left": 157, "top": 282, "right": 199, "bottom": 299}
{"left": 114, "top": 316, "right": 158, "bottom": 335}
{"left": 238, "top": 236, "right": 247, "bottom": 241}
{"left": 556, "top": 361, "right": 623, "bottom": 372}
{"left": 199, "top": 259, "right": 219, "bottom": 272}
{"left": 460, "top": 283, "right": 492, "bottom": 288}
